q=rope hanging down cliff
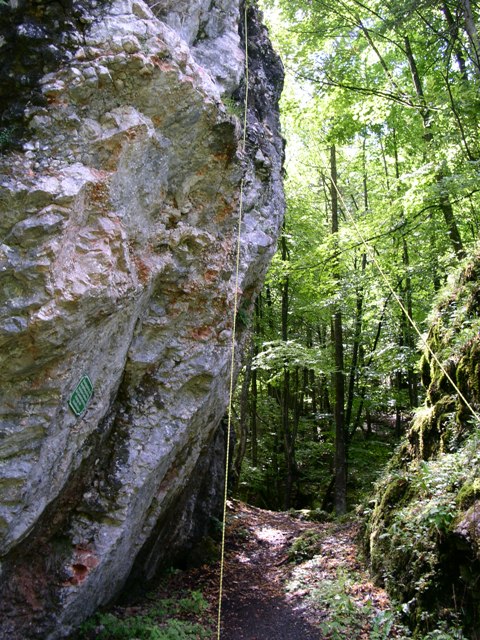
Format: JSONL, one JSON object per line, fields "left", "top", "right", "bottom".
{"left": 216, "top": 3, "right": 250, "bottom": 638}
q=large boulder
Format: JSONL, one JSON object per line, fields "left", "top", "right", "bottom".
{"left": 0, "top": 0, "right": 284, "bottom": 637}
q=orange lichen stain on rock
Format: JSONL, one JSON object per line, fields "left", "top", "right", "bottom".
{"left": 125, "top": 125, "right": 145, "bottom": 141}
{"left": 87, "top": 181, "right": 111, "bottom": 212}
{"left": 131, "top": 251, "right": 151, "bottom": 284}
{"left": 212, "top": 152, "right": 232, "bottom": 164}
{"left": 204, "top": 269, "right": 219, "bottom": 284}
{"left": 215, "top": 202, "right": 235, "bottom": 223}
{"left": 95, "top": 139, "right": 124, "bottom": 171}
{"left": 195, "top": 165, "right": 208, "bottom": 178}
{"left": 151, "top": 56, "right": 177, "bottom": 74}
{"left": 190, "top": 326, "right": 213, "bottom": 341}
{"left": 45, "top": 93, "right": 67, "bottom": 106}
{"left": 91, "top": 168, "right": 111, "bottom": 181}
{"left": 65, "top": 547, "right": 99, "bottom": 587}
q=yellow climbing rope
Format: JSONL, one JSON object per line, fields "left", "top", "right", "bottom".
{"left": 216, "top": 3, "right": 250, "bottom": 639}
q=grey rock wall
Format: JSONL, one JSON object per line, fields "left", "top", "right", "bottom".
{"left": 0, "top": 0, "right": 284, "bottom": 637}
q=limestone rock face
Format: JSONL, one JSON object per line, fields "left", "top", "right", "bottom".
{"left": 0, "top": 1, "right": 284, "bottom": 637}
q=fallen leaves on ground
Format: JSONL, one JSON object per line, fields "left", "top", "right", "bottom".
{"left": 92, "top": 500, "right": 408, "bottom": 639}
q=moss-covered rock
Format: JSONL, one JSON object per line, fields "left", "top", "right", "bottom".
{"left": 455, "top": 479, "right": 480, "bottom": 511}
{"left": 364, "top": 252, "right": 480, "bottom": 637}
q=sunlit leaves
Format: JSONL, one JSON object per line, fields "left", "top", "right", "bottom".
{"left": 252, "top": 340, "right": 328, "bottom": 381}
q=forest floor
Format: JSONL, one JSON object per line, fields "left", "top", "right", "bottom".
{"left": 190, "top": 499, "right": 406, "bottom": 639}
{"left": 77, "top": 499, "right": 411, "bottom": 639}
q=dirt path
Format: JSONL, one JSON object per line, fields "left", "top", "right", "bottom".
{"left": 82, "top": 500, "right": 406, "bottom": 639}
{"left": 167, "top": 500, "right": 402, "bottom": 639}
{"left": 218, "top": 502, "right": 323, "bottom": 639}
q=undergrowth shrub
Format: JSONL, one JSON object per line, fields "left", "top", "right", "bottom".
{"left": 365, "top": 427, "right": 480, "bottom": 635}
{"left": 75, "top": 591, "right": 212, "bottom": 640}
{"left": 287, "top": 529, "right": 322, "bottom": 562}
{"left": 298, "top": 568, "right": 465, "bottom": 640}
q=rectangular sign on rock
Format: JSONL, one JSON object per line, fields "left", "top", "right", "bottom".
{"left": 68, "top": 375, "right": 93, "bottom": 416}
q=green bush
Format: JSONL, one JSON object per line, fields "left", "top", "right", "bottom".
{"left": 365, "top": 427, "right": 480, "bottom": 635}
{"left": 76, "top": 591, "right": 212, "bottom": 640}
{"left": 287, "top": 529, "right": 322, "bottom": 563}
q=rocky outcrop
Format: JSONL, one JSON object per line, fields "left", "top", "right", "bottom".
{"left": 0, "top": 1, "right": 284, "bottom": 637}
{"left": 365, "top": 254, "right": 480, "bottom": 636}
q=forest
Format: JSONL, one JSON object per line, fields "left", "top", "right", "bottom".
{"left": 1, "top": 0, "right": 479, "bottom": 638}
{"left": 232, "top": 0, "right": 480, "bottom": 512}
{"left": 226, "top": 0, "right": 480, "bottom": 636}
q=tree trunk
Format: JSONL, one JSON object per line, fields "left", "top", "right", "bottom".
{"left": 232, "top": 341, "right": 253, "bottom": 493}
{"left": 349, "top": 293, "right": 392, "bottom": 444}
{"left": 251, "top": 365, "right": 258, "bottom": 467}
{"left": 251, "top": 308, "right": 258, "bottom": 468}
{"left": 333, "top": 311, "right": 347, "bottom": 515}
{"left": 330, "top": 145, "right": 347, "bottom": 516}
{"left": 461, "top": 0, "right": 480, "bottom": 81}
{"left": 404, "top": 35, "right": 465, "bottom": 260}
{"left": 306, "top": 325, "right": 318, "bottom": 440}
{"left": 345, "top": 252, "right": 366, "bottom": 430}
{"left": 442, "top": 2, "right": 469, "bottom": 79}
{"left": 395, "top": 370, "right": 402, "bottom": 438}
{"left": 402, "top": 238, "right": 419, "bottom": 408}
{"left": 281, "top": 229, "right": 295, "bottom": 509}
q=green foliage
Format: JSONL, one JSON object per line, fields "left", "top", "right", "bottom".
{"left": 252, "top": 339, "right": 327, "bottom": 380}
{"left": 78, "top": 613, "right": 210, "bottom": 639}
{"left": 363, "top": 251, "right": 480, "bottom": 635}
{"left": 222, "top": 96, "right": 244, "bottom": 120}
{"left": 0, "top": 126, "right": 16, "bottom": 150}
{"left": 238, "top": 0, "right": 480, "bottom": 634}
{"left": 76, "top": 592, "right": 212, "bottom": 640}
{"left": 235, "top": 306, "right": 250, "bottom": 328}
{"left": 293, "top": 568, "right": 412, "bottom": 640}
{"left": 420, "top": 624, "right": 465, "bottom": 640}
{"left": 240, "top": 0, "right": 480, "bottom": 515}
{"left": 287, "top": 529, "right": 322, "bottom": 563}
{"left": 292, "top": 566, "right": 464, "bottom": 640}
{"left": 456, "top": 477, "right": 480, "bottom": 510}
{"left": 348, "top": 436, "right": 402, "bottom": 506}
{"left": 365, "top": 428, "right": 480, "bottom": 634}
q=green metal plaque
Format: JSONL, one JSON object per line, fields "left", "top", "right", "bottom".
{"left": 68, "top": 375, "right": 93, "bottom": 416}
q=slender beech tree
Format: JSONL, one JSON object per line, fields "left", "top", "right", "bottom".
{"left": 330, "top": 145, "right": 347, "bottom": 515}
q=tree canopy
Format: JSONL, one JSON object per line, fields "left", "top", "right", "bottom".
{"left": 234, "top": 0, "right": 480, "bottom": 516}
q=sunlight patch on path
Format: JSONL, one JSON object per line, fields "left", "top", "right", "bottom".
{"left": 253, "top": 526, "right": 288, "bottom": 545}
{"left": 236, "top": 552, "right": 251, "bottom": 564}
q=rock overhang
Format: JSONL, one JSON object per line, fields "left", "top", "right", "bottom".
{"left": 0, "top": 1, "right": 284, "bottom": 637}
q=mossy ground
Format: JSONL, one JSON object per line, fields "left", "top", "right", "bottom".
{"left": 365, "top": 253, "right": 480, "bottom": 638}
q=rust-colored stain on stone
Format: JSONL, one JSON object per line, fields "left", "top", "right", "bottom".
{"left": 190, "top": 326, "right": 213, "bottom": 341}
{"left": 88, "top": 182, "right": 111, "bottom": 208}
{"left": 204, "top": 269, "right": 219, "bottom": 284}
{"left": 0, "top": 0, "right": 284, "bottom": 635}
{"left": 131, "top": 252, "right": 151, "bottom": 284}
{"left": 151, "top": 57, "right": 177, "bottom": 74}
{"left": 215, "top": 202, "right": 235, "bottom": 223}
{"left": 66, "top": 547, "right": 99, "bottom": 586}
